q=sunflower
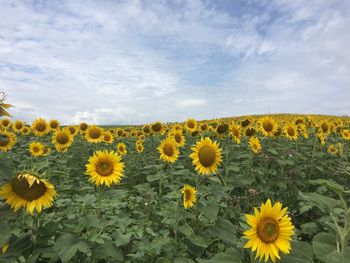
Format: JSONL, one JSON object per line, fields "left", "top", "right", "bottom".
{"left": 29, "top": 142, "right": 45, "bottom": 157}
{"left": 283, "top": 123, "right": 298, "bottom": 141}
{"left": 12, "top": 120, "right": 24, "bottom": 133}
{"left": 116, "top": 129, "right": 124, "bottom": 137}
{"left": 199, "top": 123, "right": 209, "bottom": 132}
{"left": 142, "top": 124, "right": 151, "bottom": 135}
{"left": 52, "top": 129, "right": 74, "bottom": 152}
{"left": 172, "top": 123, "right": 183, "bottom": 132}
{"left": 244, "top": 199, "right": 295, "bottom": 263}
{"left": 259, "top": 117, "right": 277, "bottom": 137}
{"left": 85, "top": 125, "right": 104, "bottom": 143}
{"left": 327, "top": 144, "right": 337, "bottom": 155}
{"left": 341, "top": 129, "right": 350, "bottom": 141}
{"left": 318, "top": 133, "right": 326, "bottom": 145}
{"left": 138, "top": 134, "right": 145, "bottom": 142}
{"left": 49, "top": 119, "right": 60, "bottom": 130}
{"left": 85, "top": 150, "right": 125, "bottom": 187}
{"left": 0, "top": 118, "right": 11, "bottom": 129}
{"left": 0, "top": 130, "right": 16, "bottom": 152}
{"left": 136, "top": 143, "right": 144, "bottom": 153}
{"left": 117, "top": 142, "right": 127, "bottom": 155}
{"left": 171, "top": 130, "right": 186, "bottom": 147}
{"left": 1, "top": 243, "right": 9, "bottom": 254}
{"left": 31, "top": 118, "right": 50, "bottom": 137}
{"left": 181, "top": 184, "right": 196, "bottom": 209}
{"left": 67, "top": 126, "right": 78, "bottom": 136}
{"left": 158, "top": 138, "right": 179, "bottom": 163}
{"left": 297, "top": 124, "right": 309, "bottom": 139}
{"left": 79, "top": 122, "right": 88, "bottom": 133}
{"left": 0, "top": 173, "right": 57, "bottom": 215}
{"left": 185, "top": 118, "right": 198, "bottom": 133}
{"left": 244, "top": 127, "right": 256, "bottom": 137}
{"left": 319, "top": 121, "right": 331, "bottom": 135}
{"left": 21, "top": 126, "right": 31, "bottom": 135}
{"left": 241, "top": 118, "right": 251, "bottom": 128}
{"left": 249, "top": 136, "right": 261, "bottom": 154}
{"left": 103, "top": 131, "right": 114, "bottom": 144}
{"left": 216, "top": 123, "right": 229, "bottom": 137}
{"left": 189, "top": 137, "right": 222, "bottom": 175}
{"left": 229, "top": 122, "right": 241, "bottom": 144}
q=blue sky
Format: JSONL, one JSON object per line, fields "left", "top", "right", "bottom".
{"left": 1, "top": 0, "right": 349, "bottom": 124}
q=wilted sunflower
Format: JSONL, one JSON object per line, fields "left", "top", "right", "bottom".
{"left": 29, "top": 142, "right": 45, "bottom": 157}
{"left": 31, "top": 118, "right": 50, "bottom": 137}
{"left": 244, "top": 199, "right": 295, "bottom": 263}
{"left": 85, "top": 125, "right": 104, "bottom": 143}
{"left": 116, "top": 142, "right": 127, "bottom": 155}
{"left": 0, "top": 118, "right": 11, "bottom": 129}
{"left": 158, "top": 138, "right": 179, "bottom": 163}
{"left": 0, "top": 130, "right": 16, "bottom": 152}
{"left": 182, "top": 184, "right": 196, "bottom": 209}
{"left": 103, "top": 131, "right": 114, "bottom": 144}
{"left": 0, "top": 92, "right": 13, "bottom": 117}
{"left": 49, "top": 119, "right": 60, "bottom": 130}
{"left": 171, "top": 130, "right": 186, "bottom": 147}
{"left": 249, "top": 136, "right": 261, "bottom": 154}
{"left": 185, "top": 118, "right": 198, "bottom": 133}
{"left": 283, "top": 123, "right": 298, "bottom": 141}
{"left": 85, "top": 150, "right": 125, "bottom": 187}
{"left": 136, "top": 143, "right": 144, "bottom": 153}
{"left": 151, "top": 122, "right": 164, "bottom": 134}
{"left": 189, "top": 137, "right": 222, "bottom": 175}
{"left": 259, "top": 117, "right": 277, "bottom": 137}
{"left": 52, "top": 129, "right": 74, "bottom": 152}
{"left": 229, "top": 122, "right": 241, "bottom": 144}
{"left": 12, "top": 120, "right": 24, "bottom": 133}
{"left": 0, "top": 173, "right": 57, "bottom": 215}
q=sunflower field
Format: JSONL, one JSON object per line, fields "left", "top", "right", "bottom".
{"left": 0, "top": 108, "right": 350, "bottom": 262}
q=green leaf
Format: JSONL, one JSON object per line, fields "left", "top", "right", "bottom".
{"left": 310, "top": 179, "right": 345, "bottom": 195}
{"left": 54, "top": 233, "right": 90, "bottom": 263}
{"left": 299, "top": 192, "right": 341, "bottom": 212}
{"left": 112, "top": 229, "right": 132, "bottom": 247}
{"left": 177, "top": 224, "right": 194, "bottom": 237}
{"left": 312, "top": 232, "right": 344, "bottom": 263}
{"left": 280, "top": 240, "right": 314, "bottom": 263}
{"left": 187, "top": 235, "right": 208, "bottom": 248}
{"left": 197, "top": 248, "right": 242, "bottom": 263}
{"left": 208, "top": 218, "right": 237, "bottom": 245}
{"left": 92, "top": 240, "right": 123, "bottom": 261}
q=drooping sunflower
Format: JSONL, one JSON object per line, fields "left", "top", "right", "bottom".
{"left": 184, "top": 118, "right": 198, "bottom": 133}
{"left": 12, "top": 120, "right": 24, "bottom": 133}
{"left": 0, "top": 130, "right": 16, "bottom": 152}
{"left": 158, "top": 138, "right": 179, "bottom": 163}
{"left": 249, "top": 136, "right": 262, "bottom": 154}
{"left": 31, "top": 118, "right": 50, "bottom": 137}
{"left": 103, "top": 131, "right": 114, "bottom": 144}
{"left": 229, "top": 122, "right": 241, "bottom": 144}
{"left": 85, "top": 125, "right": 104, "bottom": 143}
{"left": 0, "top": 173, "right": 57, "bottom": 215}
{"left": 117, "top": 142, "right": 127, "bottom": 155}
{"left": 170, "top": 130, "right": 186, "bottom": 147}
{"left": 244, "top": 199, "right": 295, "bottom": 263}
{"left": 283, "top": 123, "right": 298, "bottom": 141}
{"left": 189, "top": 137, "right": 222, "bottom": 175}
{"left": 49, "top": 119, "right": 60, "bottom": 130}
{"left": 181, "top": 184, "right": 196, "bottom": 209}
{"left": 0, "top": 118, "right": 11, "bottom": 129}
{"left": 85, "top": 150, "right": 125, "bottom": 187}
{"left": 52, "top": 129, "right": 74, "bottom": 152}
{"left": 29, "top": 142, "right": 45, "bottom": 157}
{"left": 259, "top": 116, "right": 278, "bottom": 137}
{"left": 136, "top": 143, "right": 144, "bottom": 153}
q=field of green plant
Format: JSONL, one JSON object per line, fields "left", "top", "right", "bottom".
{"left": 0, "top": 114, "right": 350, "bottom": 263}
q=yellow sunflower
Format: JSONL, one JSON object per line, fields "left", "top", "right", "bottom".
{"left": 341, "top": 129, "right": 350, "bottom": 141}
{"left": 319, "top": 121, "right": 331, "bottom": 135}
{"left": 244, "top": 199, "right": 295, "bottom": 263}
{"left": 117, "top": 142, "right": 127, "bottom": 156}
{"left": 21, "top": 126, "right": 31, "bottom": 135}
{"left": 0, "top": 173, "right": 57, "bottom": 215}
{"left": 85, "top": 125, "right": 104, "bottom": 143}
{"left": 79, "top": 122, "right": 88, "bottom": 133}
{"left": 151, "top": 122, "right": 164, "bottom": 134}
{"left": 49, "top": 119, "right": 60, "bottom": 130}
{"left": 181, "top": 184, "right": 196, "bottom": 209}
{"left": 259, "top": 117, "right": 278, "bottom": 137}
{"left": 170, "top": 130, "right": 186, "bottom": 147}
{"left": 85, "top": 150, "right": 125, "bottom": 187}
{"left": 52, "top": 129, "right": 74, "bottom": 152}
{"left": 244, "top": 127, "right": 256, "bottom": 137}
{"left": 189, "top": 137, "right": 222, "bottom": 175}
{"left": 103, "top": 131, "right": 114, "bottom": 144}
{"left": 199, "top": 123, "right": 209, "bottom": 132}
{"left": 31, "top": 118, "right": 50, "bottom": 137}
{"left": 215, "top": 123, "right": 229, "bottom": 137}
{"left": 1, "top": 243, "right": 9, "bottom": 254}
{"left": 158, "top": 138, "right": 179, "bottom": 163}
{"left": 185, "top": 118, "right": 198, "bottom": 133}
{"left": 249, "top": 136, "right": 261, "bottom": 154}
{"left": 12, "top": 120, "right": 24, "bottom": 133}
{"left": 29, "top": 142, "right": 45, "bottom": 157}
{"left": 283, "top": 123, "right": 298, "bottom": 141}
{"left": 136, "top": 143, "right": 144, "bottom": 153}
{"left": 0, "top": 130, "right": 16, "bottom": 152}
{"left": 142, "top": 124, "right": 151, "bottom": 135}
{"left": 0, "top": 118, "right": 11, "bottom": 130}
{"left": 229, "top": 122, "right": 241, "bottom": 144}
{"left": 327, "top": 144, "right": 337, "bottom": 155}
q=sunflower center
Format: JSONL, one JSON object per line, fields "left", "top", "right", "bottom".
{"left": 241, "top": 119, "right": 250, "bottom": 127}
{"left": 174, "top": 134, "right": 182, "bottom": 143}
{"left": 257, "top": 217, "right": 280, "bottom": 243}
{"left": 12, "top": 177, "right": 46, "bottom": 201}
{"left": 232, "top": 127, "right": 239, "bottom": 137}
{"left": 0, "top": 136, "right": 9, "bottom": 146}
{"left": 287, "top": 127, "right": 295, "bottom": 136}
{"left": 187, "top": 122, "right": 195, "bottom": 129}
{"left": 50, "top": 122, "right": 58, "bottom": 129}
{"left": 104, "top": 134, "right": 111, "bottom": 141}
{"left": 217, "top": 124, "right": 228, "bottom": 134}
{"left": 57, "top": 133, "right": 69, "bottom": 144}
{"left": 184, "top": 189, "right": 191, "bottom": 201}
{"left": 80, "top": 123, "right": 88, "bottom": 131}
{"left": 15, "top": 123, "right": 23, "bottom": 129}
{"left": 2, "top": 120, "right": 10, "bottom": 127}
{"left": 89, "top": 128, "right": 101, "bottom": 139}
{"left": 198, "top": 146, "right": 216, "bottom": 167}
{"left": 36, "top": 123, "right": 46, "bottom": 132}
{"left": 263, "top": 121, "right": 273, "bottom": 132}
{"left": 69, "top": 127, "right": 76, "bottom": 134}
{"left": 201, "top": 124, "right": 207, "bottom": 130}
{"left": 96, "top": 161, "right": 114, "bottom": 177}
{"left": 152, "top": 123, "right": 161, "bottom": 132}
{"left": 163, "top": 144, "right": 174, "bottom": 156}
{"left": 33, "top": 146, "right": 40, "bottom": 153}
{"left": 245, "top": 128, "right": 255, "bottom": 137}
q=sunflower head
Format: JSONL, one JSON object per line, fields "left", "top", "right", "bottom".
{"left": 244, "top": 127, "right": 256, "bottom": 137}
{"left": 49, "top": 119, "right": 60, "bottom": 130}
{"left": 29, "top": 142, "right": 45, "bottom": 157}
{"left": 259, "top": 117, "right": 277, "bottom": 137}
{"left": 158, "top": 138, "right": 179, "bottom": 163}
{"left": 181, "top": 184, "right": 196, "bottom": 209}
{"left": 171, "top": 130, "right": 186, "bottom": 147}
{"left": 189, "top": 137, "right": 222, "bottom": 175}
{"left": 52, "top": 129, "right": 74, "bottom": 152}
{"left": 185, "top": 118, "right": 198, "bottom": 132}
{"left": 284, "top": 124, "right": 298, "bottom": 141}
{"left": 12, "top": 120, "right": 24, "bottom": 133}
{"left": 21, "top": 126, "right": 31, "bottom": 135}
{"left": 0, "top": 130, "right": 16, "bottom": 152}
{"left": 229, "top": 122, "right": 241, "bottom": 144}
{"left": 85, "top": 125, "right": 104, "bottom": 143}
{"left": 244, "top": 199, "right": 295, "bottom": 263}
{"left": 103, "top": 131, "right": 114, "bottom": 144}
{"left": 151, "top": 122, "right": 164, "bottom": 134}
{"left": 199, "top": 123, "right": 209, "bottom": 132}
{"left": 136, "top": 143, "right": 144, "bottom": 153}
{"left": 31, "top": 118, "right": 50, "bottom": 137}
{"left": 0, "top": 118, "right": 11, "bottom": 129}
{"left": 85, "top": 150, "right": 125, "bottom": 187}
{"left": 249, "top": 136, "right": 261, "bottom": 154}
{"left": 79, "top": 122, "right": 88, "bottom": 133}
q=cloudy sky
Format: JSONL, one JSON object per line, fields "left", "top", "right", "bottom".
{"left": 1, "top": 0, "right": 349, "bottom": 125}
